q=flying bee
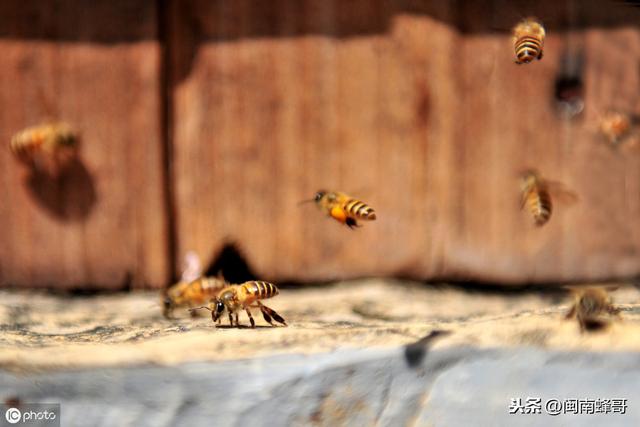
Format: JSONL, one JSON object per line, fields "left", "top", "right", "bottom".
{"left": 520, "top": 171, "right": 553, "bottom": 226}
{"left": 598, "top": 110, "right": 635, "bottom": 146}
{"left": 565, "top": 287, "right": 621, "bottom": 332}
{"left": 163, "top": 276, "right": 228, "bottom": 319}
{"left": 10, "top": 122, "right": 79, "bottom": 171}
{"left": 520, "top": 170, "right": 576, "bottom": 227}
{"left": 302, "top": 190, "right": 377, "bottom": 229}
{"left": 162, "top": 251, "right": 227, "bottom": 319}
{"left": 512, "top": 18, "right": 545, "bottom": 64}
{"left": 191, "top": 281, "right": 287, "bottom": 328}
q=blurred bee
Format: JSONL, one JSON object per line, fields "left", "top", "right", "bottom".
{"left": 191, "top": 281, "right": 286, "bottom": 328}
{"left": 163, "top": 276, "right": 228, "bottom": 319}
{"left": 512, "top": 18, "right": 545, "bottom": 64}
{"left": 162, "top": 251, "right": 227, "bottom": 319}
{"left": 565, "top": 287, "right": 621, "bottom": 332}
{"left": 303, "top": 190, "right": 377, "bottom": 229}
{"left": 10, "top": 122, "right": 79, "bottom": 171}
{"left": 520, "top": 171, "right": 553, "bottom": 226}
{"left": 598, "top": 110, "right": 634, "bottom": 146}
{"left": 520, "top": 170, "right": 576, "bottom": 227}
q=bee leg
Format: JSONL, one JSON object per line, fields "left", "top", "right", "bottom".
{"left": 245, "top": 308, "right": 256, "bottom": 328}
{"left": 608, "top": 305, "right": 622, "bottom": 318}
{"left": 258, "top": 302, "right": 287, "bottom": 326}
{"left": 259, "top": 306, "right": 273, "bottom": 325}
{"left": 228, "top": 313, "right": 234, "bottom": 326}
{"left": 345, "top": 217, "right": 360, "bottom": 229}
{"left": 578, "top": 316, "right": 587, "bottom": 333}
{"left": 234, "top": 313, "right": 240, "bottom": 327}
{"left": 564, "top": 304, "right": 577, "bottom": 320}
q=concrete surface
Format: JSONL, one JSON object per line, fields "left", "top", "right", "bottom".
{"left": 1, "top": 280, "right": 639, "bottom": 426}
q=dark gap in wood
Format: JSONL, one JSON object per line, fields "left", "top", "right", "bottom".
{"left": 157, "top": 0, "right": 178, "bottom": 286}
{"left": 204, "top": 243, "right": 258, "bottom": 285}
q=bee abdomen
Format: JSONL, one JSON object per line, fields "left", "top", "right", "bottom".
{"left": 515, "top": 36, "right": 543, "bottom": 63}
{"left": 10, "top": 131, "right": 40, "bottom": 160}
{"left": 528, "top": 190, "right": 552, "bottom": 226}
{"left": 247, "top": 281, "right": 279, "bottom": 300}
{"left": 344, "top": 199, "right": 376, "bottom": 220}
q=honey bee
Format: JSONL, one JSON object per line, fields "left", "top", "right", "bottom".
{"left": 520, "top": 171, "right": 576, "bottom": 227}
{"left": 520, "top": 171, "right": 553, "bottom": 226}
{"left": 10, "top": 122, "right": 79, "bottom": 170}
{"left": 512, "top": 18, "right": 545, "bottom": 64}
{"left": 306, "top": 190, "right": 377, "bottom": 229}
{"left": 191, "top": 281, "right": 287, "bottom": 328}
{"left": 163, "top": 276, "right": 228, "bottom": 319}
{"left": 162, "top": 251, "right": 227, "bottom": 319}
{"left": 598, "top": 110, "right": 634, "bottom": 146}
{"left": 565, "top": 287, "right": 621, "bottom": 332}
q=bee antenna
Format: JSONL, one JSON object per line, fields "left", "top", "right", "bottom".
{"left": 297, "top": 198, "right": 316, "bottom": 206}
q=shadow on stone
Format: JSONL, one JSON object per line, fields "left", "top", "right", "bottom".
{"left": 404, "top": 330, "right": 451, "bottom": 368}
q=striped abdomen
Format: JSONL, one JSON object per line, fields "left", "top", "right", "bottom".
{"left": 10, "top": 123, "right": 76, "bottom": 162}
{"left": 578, "top": 295, "right": 603, "bottom": 319}
{"left": 526, "top": 188, "right": 552, "bottom": 226}
{"left": 343, "top": 199, "right": 377, "bottom": 221}
{"left": 514, "top": 36, "right": 543, "bottom": 64}
{"left": 243, "top": 281, "right": 279, "bottom": 300}
{"left": 10, "top": 129, "right": 45, "bottom": 161}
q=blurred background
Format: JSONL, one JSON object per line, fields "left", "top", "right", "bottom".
{"left": 1, "top": 0, "right": 639, "bottom": 291}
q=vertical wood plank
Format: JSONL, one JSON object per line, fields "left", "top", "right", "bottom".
{"left": 170, "top": 0, "right": 640, "bottom": 284}
{"left": 0, "top": 0, "right": 168, "bottom": 289}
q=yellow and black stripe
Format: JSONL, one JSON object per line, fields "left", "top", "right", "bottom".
{"left": 245, "top": 281, "right": 279, "bottom": 300}
{"left": 527, "top": 189, "right": 552, "bottom": 226}
{"left": 343, "top": 199, "right": 377, "bottom": 220}
{"left": 515, "top": 36, "right": 543, "bottom": 64}
{"left": 10, "top": 130, "right": 44, "bottom": 160}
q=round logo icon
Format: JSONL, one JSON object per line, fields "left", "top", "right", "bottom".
{"left": 5, "top": 407, "right": 21, "bottom": 424}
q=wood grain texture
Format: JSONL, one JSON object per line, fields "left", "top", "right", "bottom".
{"left": 170, "top": 0, "right": 640, "bottom": 284}
{"left": 2, "top": 1, "right": 639, "bottom": 289}
{"left": 0, "top": 0, "right": 169, "bottom": 289}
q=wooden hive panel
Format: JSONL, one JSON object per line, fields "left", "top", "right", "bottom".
{"left": 170, "top": 0, "right": 640, "bottom": 284}
{"left": 0, "top": 0, "right": 169, "bottom": 289}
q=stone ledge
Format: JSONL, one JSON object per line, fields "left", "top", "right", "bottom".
{"left": 1, "top": 280, "right": 639, "bottom": 372}
{"left": 1, "top": 346, "right": 638, "bottom": 426}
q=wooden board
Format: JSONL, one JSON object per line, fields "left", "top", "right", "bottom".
{"left": 2, "top": 0, "right": 639, "bottom": 289}
{"left": 169, "top": 0, "right": 640, "bottom": 284}
{"left": 0, "top": 0, "right": 169, "bottom": 289}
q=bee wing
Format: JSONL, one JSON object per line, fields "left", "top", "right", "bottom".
{"left": 215, "top": 270, "right": 229, "bottom": 283}
{"left": 563, "top": 284, "right": 621, "bottom": 294}
{"left": 617, "top": 133, "right": 640, "bottom": 152}
{"left": 545, "top": 181, "right": 579, "bottom": 205}
{"left": 181, "top": 251, "right": 202, "bottom": 283}
{"left": 341, "top": 187, "right": 373, "bottom": 201}
{"left": 592, "top": 284, "right": 621, "bottom": 293}
{"left": 297, "top": 198, "right": 316, "bottom": 206}
{"left": 562, "top": 285, "right": 582, "bottom": 295}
